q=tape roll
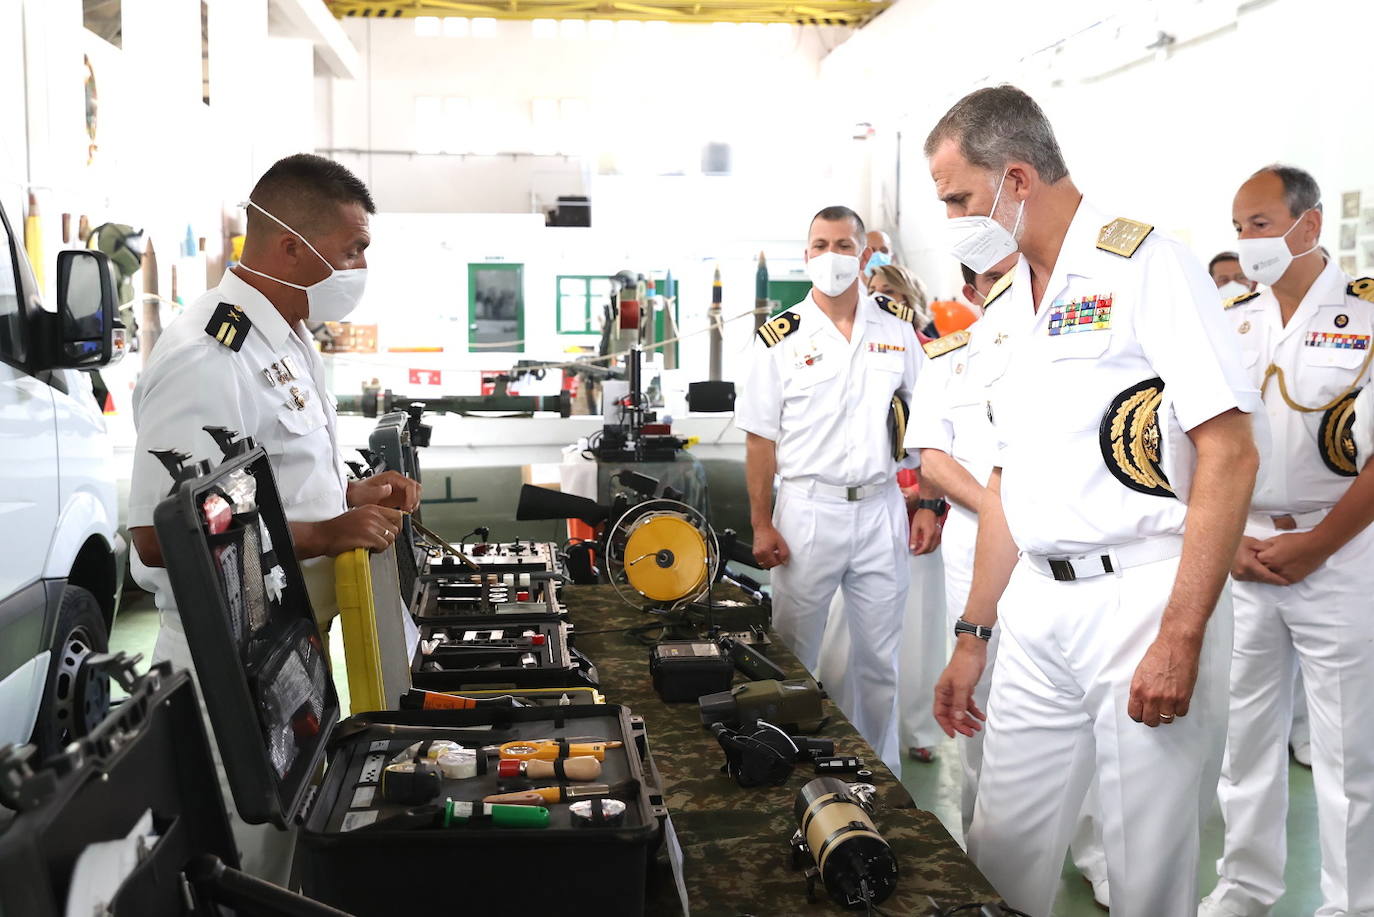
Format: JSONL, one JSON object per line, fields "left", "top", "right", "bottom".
{"left": 569, "top": 798, "right": 626, "bottom": 827}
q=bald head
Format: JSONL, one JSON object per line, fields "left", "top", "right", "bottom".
{"left": 866, "top": 230, "right": 891, "bottom": 254}
{"left": 1232, "top": 166, "right": 1322, "bottom": 247}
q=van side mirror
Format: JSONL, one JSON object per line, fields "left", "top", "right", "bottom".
{"left": 53, "top": 250, "right": 124, "bottom": 368}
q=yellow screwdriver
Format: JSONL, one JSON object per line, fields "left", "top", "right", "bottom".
{"left": 491, "top": 739, "right": 622, "bottom": 762}
{"left": 483, "top": 784, "right": 612, "bottom": 806}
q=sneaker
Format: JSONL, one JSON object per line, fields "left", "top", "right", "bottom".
{"left": 1198, "top": 894, "right": 1245, "bottom": 917}
{"left": 1291, "top": 741, "right": 1312, "bottom": 768}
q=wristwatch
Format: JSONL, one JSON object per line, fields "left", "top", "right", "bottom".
{"left": 954, "top": 618, "right": 994, "bottom": 641}
{"left": 916, "top": 498, "right": 949, "bottom": 514}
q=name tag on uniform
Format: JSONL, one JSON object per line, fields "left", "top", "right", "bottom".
{"left": 1048, "top": 295, "right": 1113, "bottom": 335}
{"left": 866, "top": 342, "right": 906, "bottom": 353}
{"left": 1306, "top": 331, "right": 1370, "bottom": 350}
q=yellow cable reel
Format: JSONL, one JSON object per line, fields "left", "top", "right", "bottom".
{"left": 623, "top": 513, "right": 709, "bottom": 602}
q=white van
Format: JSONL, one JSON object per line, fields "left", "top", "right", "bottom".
{"left": 0, "top": 197, "right": 125, "bottom": 759}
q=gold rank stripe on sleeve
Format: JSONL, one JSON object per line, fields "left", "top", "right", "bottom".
{"left": 982, "top": 272, "right": 1013, "bottom": 308}
{"left": 922, "top": 329, "right": 970, "bottom": 358}
{"left": 1347, "top": 277, "right": 1374, "bottom": 303}
{"left": 875, "top": 294, "right": 915, "bottom": 324}
{"left": 1224, "top": 290, "right": 1261, "bottom": 310}
{"left": 756, "top": 310, "right": 801, "bottom": 348}
{"left": 1096, "top": 218, "right": 1154, "bottom": 258}
{"left": 204, "top": 301, "right": 251, "bottom": 352}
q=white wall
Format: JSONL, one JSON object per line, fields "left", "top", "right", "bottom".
{"left": 1, "top": 0, "right": 334, "bottom": 308}
{"left": 819, "top": 0, "right": 1374, "bottom": 298}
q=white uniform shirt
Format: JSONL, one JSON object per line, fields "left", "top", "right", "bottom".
{"left": 1224, "top": 261, "right": 1373, "bottom": 515}
{"left": 735, "top": 291, "right": 922, "bottom": 487}
{"left": 978, "top": 200, "right": 1259, "bottom": 556}
{"left": 905, "top": 316, "right": 999, "bottom": 490}
{"left": 127, "top": 269, "right": 350, "bottom": 621}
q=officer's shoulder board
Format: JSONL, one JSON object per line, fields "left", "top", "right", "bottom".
{"left": 756, "top": 310, "right": 800, "bottom": 348}
{"left": 874, "top": 293, "right": 915, "bottom": 324}
{"left": 1223, "top": 290, "right": 1261, "bottom": 310}
{"left": 1096, "top": 217, "right": 1154, "bottom": 258}
{"left": 1346, "top": 277, "right": 1374, "bottom": 304}
{"left": 922, "top": 329, "right": 970, "bottom": 359}
{"left": 982, "top": 272, "right": 1013, "bottom": 308}
{"left": 204, "top": 302, "right": 251, "bottom": 352}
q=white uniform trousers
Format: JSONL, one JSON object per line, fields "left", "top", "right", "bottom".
{"left": 968, "top": 551, "right": 1232, "bottom": 917}
{"left": 944, "top": 507, "right": 1110, "bottom": 877}
{"left": 1211, "top": 519, "right": 1374, "bottom": 917}
{"left": 154, "top": 619, "right": 297, "bottom": 887}
{"left": 770, "top": 479, "right": 909, "bottom": 771}
{"left": 815, "top": 548, "right": 946, "bottom": 769}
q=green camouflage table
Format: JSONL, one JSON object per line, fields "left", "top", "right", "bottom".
{"left": 564, "top": 584, "right": 998, "bottom": 916}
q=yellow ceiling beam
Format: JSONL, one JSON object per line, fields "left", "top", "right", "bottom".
{"left": 325, "top": 0, "right": 888, "bottom": 25}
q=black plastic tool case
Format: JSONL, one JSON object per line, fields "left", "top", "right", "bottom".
{"left": 0, "top": 662, "right": 237, "bottom": 916}
{"left": 414, "top": 568, "right": 567, "bottom": 619}
{"left": 412, "top": 615, "right": 599, "bottom": 691}
{"left": 153, "top": 448, "right": 666, "bottom": 915}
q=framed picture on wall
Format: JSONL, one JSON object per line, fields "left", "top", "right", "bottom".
{"left": 1341, "top": 222, "right": 1358, "bottom": 252}
{"left": 468, "top": 263, "right": 524, "bottom": 352}
{"left": 1361, "top": 207, "right": 1374, "bottom": 237}
{"left": 1341, "top": 255, "right": 1358, "bottom": 274}
{"left": 1343, "top": 191, "right": 1361, "bottom": 220}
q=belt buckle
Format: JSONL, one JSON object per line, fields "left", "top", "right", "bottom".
{"left": 1048, "top": 558, "right": 1077, "bottom": 582}
{"left": 846, "top": 486, "right": 861, "bottom": 502}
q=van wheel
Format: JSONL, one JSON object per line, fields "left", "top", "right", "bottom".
{"left": 32, "top": 586, "right": 110, "bottom": 759}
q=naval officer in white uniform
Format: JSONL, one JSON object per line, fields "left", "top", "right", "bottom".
{"left": 925, "top": 85, "right": 1260, "bottom": 917}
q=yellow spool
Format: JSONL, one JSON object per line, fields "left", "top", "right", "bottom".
{"left": 623, "top": 514, "right": 708, "bottom": 603}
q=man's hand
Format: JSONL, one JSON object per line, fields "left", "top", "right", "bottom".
{"left": 910, "top": 508, "right": 940, "bottom": 556}
{"left": 348, "top": 471, "right": 422, "bottom": 512}
{"left": 1253, "top": 531, "right": 1330, "bottom": 585}
{"left": 1231, "top": 536, "right": 1290, "bottom": 585}
{"left": 1127, "top": 632, "right": 1201, "bottom": 727}
{"left": 934, "top": 638, "right": 988, "bottom": 737}
{"left": 752, "top": 523, "right": 791, "bottom": 569}
{"left": 303, "top": 505, "right": 405, "bottom": 557}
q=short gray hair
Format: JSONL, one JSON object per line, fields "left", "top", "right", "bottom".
{"left": 1253, "top": 164, "right": 1322, "bottom": 217}
{"left": 924, "top": 85, "right": 1069, "bottom": 184}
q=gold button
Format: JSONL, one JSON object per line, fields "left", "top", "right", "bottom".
{"left": 1238, "top": 320, "right": 1251, "bottom": 334}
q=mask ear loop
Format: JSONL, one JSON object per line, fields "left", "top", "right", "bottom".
{"left": 1284, "top": 208, "right": 1320, "bottom": 260}
{"left": 990, "top": 169, "right": 1024, "bottom": 237}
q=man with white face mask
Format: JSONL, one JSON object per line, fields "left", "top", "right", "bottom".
{"left": 126, "top": 154, "right": 420, "bottom": 883}
{"left": 1201, "top": 165, "right": 1374, "bottom": 917}
{"left": 735, "top": 205, "right": 929, "bottom": 770}
{"left": 926, "top": 86, "right": 1261, "bottom": 917}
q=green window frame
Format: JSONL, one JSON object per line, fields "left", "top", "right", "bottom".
{"left": 555, "top": 275, "right": 608, "bottom": 335}
{"left": 468, "top": 262, "right": 524, "bottom": 353}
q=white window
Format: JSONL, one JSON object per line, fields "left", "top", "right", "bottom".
{"left": 414, "top": 16, "right": 440, "bottom": 37}
{"left": 415, "top": 96, "right": 442, "bottom": 153}
{"left": 531, "top": 18, "right": 557, "bottom": 39}
{"left": 471, "top": 17, "right": 498, "bottom": 38}
{"left": 531, "top": 98, "right": 558, "bottom": 154}
{"left": 559, "top": 19, "right": 586, "bottom": 39}
{"left": 587, "top": 19, "right": 614, "bottom": 40}
{"left": 442, "top": 97, "right": 471, "bottom": 153}
{"left": 443, "top": 17, "right": 470, "bottom": 37}
{"left": 615, "top": 20, "right": 642, "bottom": 39}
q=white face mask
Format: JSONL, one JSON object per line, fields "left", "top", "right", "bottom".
{"left": 1216, "top": 280, "right": 1251, "bottom": 300}
{"left": 238, "top": 200, "right": 368, "bottom": 322}
{"left": 1236, "top": 210, "right": 1318, "bottom": 287}
{"left": 806, "top": 250, "right": 862, "bottom": 298}
{"left": 947, "top": 170, "right": 1024, "bottom": 273}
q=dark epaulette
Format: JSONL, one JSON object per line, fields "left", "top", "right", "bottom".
{"left": 1224, "top": 291, "right": 1260, "bottom": 310}
{"left": 874, "top": 293, "right": 915, "bottom": 324}
{"left": 757, "top": 310, "right": 800, "bottom": 348}
{"left": 922, "top": 330, "right": 970, "bottom": 359}
{"left": 982, "top": 273, "right": 1013, "bottom": 308}
{"left": 204, "top": 302, "right": 250, "bottom": 352}
{"left": 1347, "top": 277, "right": 1374, "bottom": 303}
{"left": 1096, "top": 217, "right": 1154, "bottom": 258}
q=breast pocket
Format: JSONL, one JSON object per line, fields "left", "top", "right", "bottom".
{"left": 1298, "top": 342, "right": 1371, "bottom": 404}
{"left": 1043, "top": 332, "right": 1113, "bottom": 431}
{"left": 261, "top": 397, "right": 334, "bottom": 505}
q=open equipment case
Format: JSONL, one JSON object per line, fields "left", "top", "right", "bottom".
{"left": 153, "top": 446, "right": 669, "bottom": 915}
{"left": 0, "top": 658, "right": 346, "bottom": 917}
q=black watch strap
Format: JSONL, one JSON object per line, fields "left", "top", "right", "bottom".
{"left": 916, "top": 498, "right": 949, "bottom": 514}
{"left": 954, "top": 618, "right": 993, "bottom": 641}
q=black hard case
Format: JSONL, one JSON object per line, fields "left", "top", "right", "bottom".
{"left": 411, "top": 614, "right": 599, "bottom": 691}
{"left": 0, "top": 664, "right": 237, "bottom": 917}
{"left": 153, "top": 448, "right": 666, "bottom": 915}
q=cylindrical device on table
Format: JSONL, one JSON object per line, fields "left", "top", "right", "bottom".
{"left": 794, "top": 777, "right": 898, "bottom": 907}
{"left": 708, "top": 265, "right": 723, "bottom": 381}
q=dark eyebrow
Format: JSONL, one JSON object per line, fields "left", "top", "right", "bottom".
{"left": 939, "top": 191, "right": 969, "bottom": 205}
